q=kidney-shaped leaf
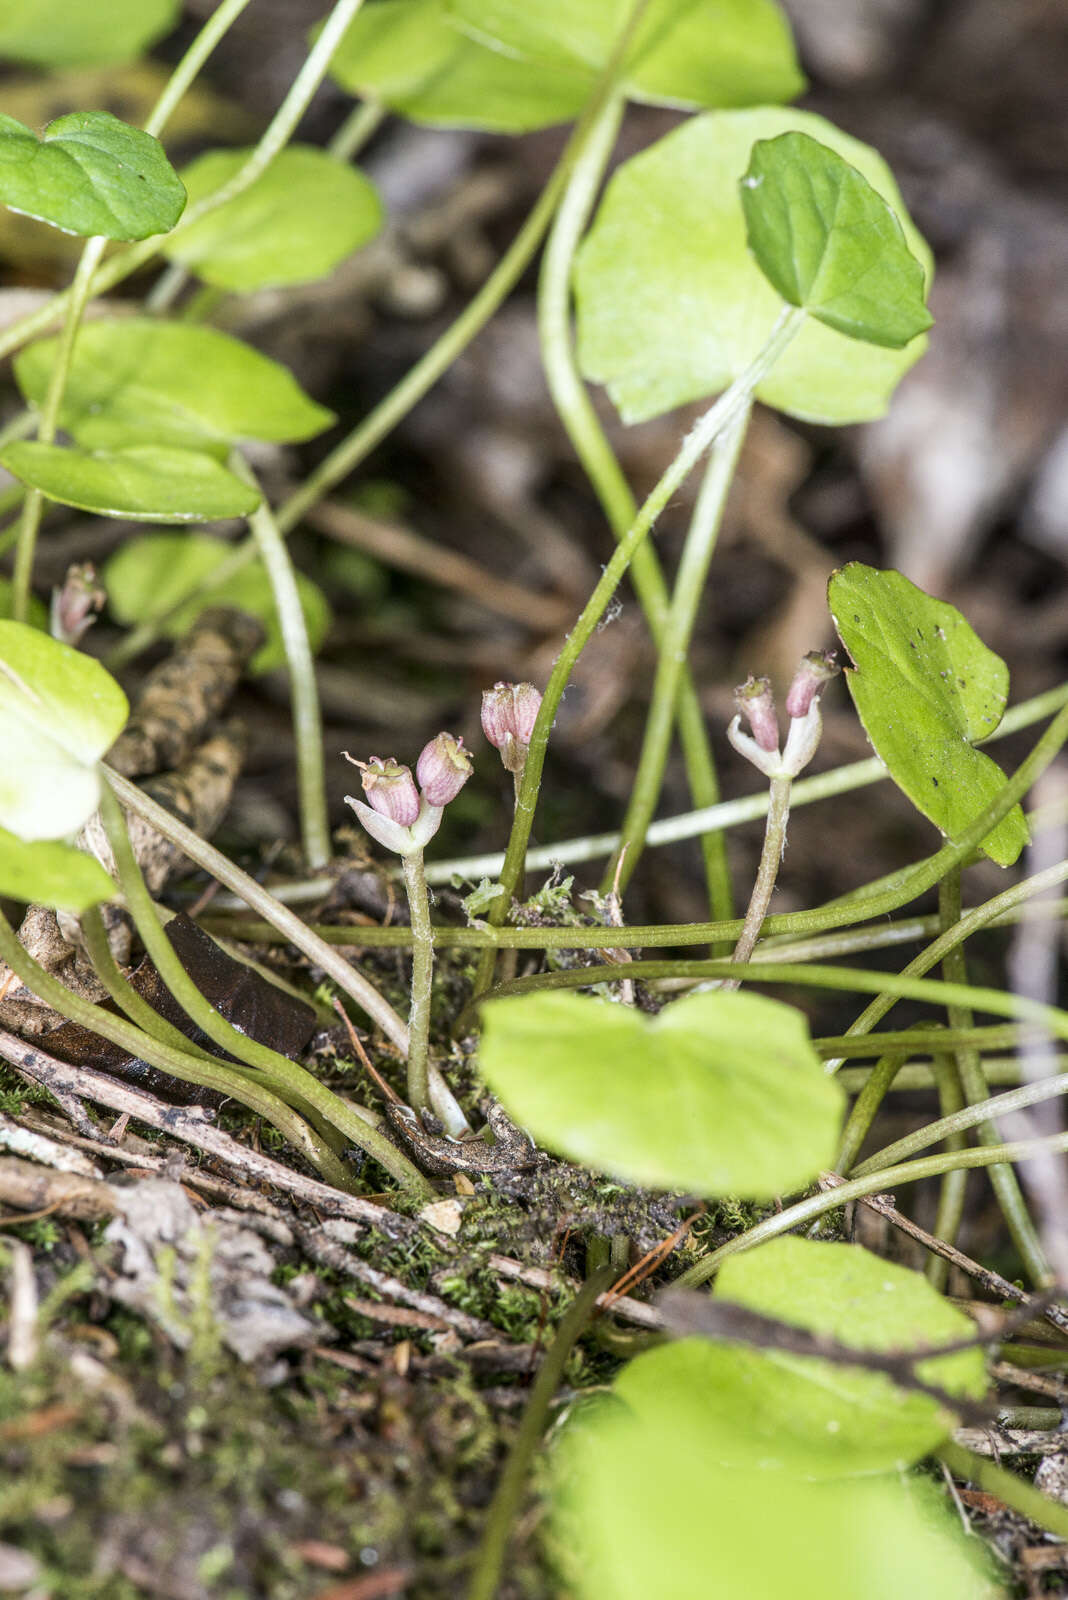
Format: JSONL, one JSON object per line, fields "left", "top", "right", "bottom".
{"left": 829, "top": 564, "right": 1028, "bottom": 866}
{"left": 0, "top": 0, "right": 179, "bottom": 69}
{"left": 104, "top": 533, "right": 331, "bottom": 676}
{"left": 0, "top": 621, "right": 128, "bottom": 840}
{"left": 329, "top": 0, "right": 584, "bottom": 132}
{"left": 555, "top": 1393, "right": 995, "bottom": 1600}
{"left": 0, "top": 111, "right": 185, "bottom": 240}
{"left": 478, "top": 989, "right": 843, "bottom": 1197}
{"left": 453, "top": 0, "right": 803, "bottom": 115}
{"left": 0, "top": 442, "right": 261, "bottom": 523}
{"left": 620, "top": 1237, "right": 986, "bottom": 1478}
{"left": 15, "top": 319, "right": 334, "bottom": 454}
{"left": 163, "top": 145, "right": 383, "bottom": 291}
{"left": 741, "top": 131, "right": 932, "bottom": 348}
{"left": 575, "top": 108, "right": 932, "bottom": 425}
{"left": 0, "top": 827, "right": 115, "bottom": 911}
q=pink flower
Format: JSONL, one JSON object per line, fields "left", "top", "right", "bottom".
{"left": 785, "top": 651, "right": 839, "bottom": 719}
{"left": 481, "top": 681, "right": 542, "bottom": 775}
{"left": 416, "top": 733, "right": 472, "bottom": 807}
{"left": 733, "top": 676, "right": 779, "bottom": 754}
{"left": 350, "top": 756, "right": 420, "bottom": 826}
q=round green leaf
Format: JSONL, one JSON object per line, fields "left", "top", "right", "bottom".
{"left": 619, "top": 1237, "right": 987, "bottom": 1478}
{"left": 0, "top": 0, "right": 179, "bottom": 68}
{"left": 15, "top": 319, "right": 335, "bottom": 454}
{"left": 0, "top": 827, "right": 115, "bottom": 911}
{"left": 163, "top": 145, "right": 383, "bottom": 291}
{"left": 0, "top": 442, "right": 261, "bottom": 523}
{"left": 452, "top": 0, "right": 804, "bottom": 114}
{"left": 104, "top": 533, "right": 332, "bottom": 676}
{"left": 477, "top": 989, "right": 843, "bottom": 1197}
{"left": 829, "top": 563, "right": 1029, "bottom": 867}
{"left": 0, "top": 111, "right": 185, "bottom": 241}
{"left": 741, "top": 131, "right": 932, "bottom": 348}
{"left": 0, "top": 620, "right": 128, "bottom": 840}
{"left": 554, "top": 1397, "right": 996, "bottom": 1600}
{"left": 575, "top": 108, "right": 932, "bottom": 424}
{"left": 329, "top": 0, "right": 586, "bottom": 132}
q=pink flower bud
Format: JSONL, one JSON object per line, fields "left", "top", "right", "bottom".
{"left": 734, "top": 675, "right": 779, "bottom": 753}
{"left": 348, "top": 755, "right": 420, "bottom": 826}
{"left": 785, "top": 651, "right": 839, "bottom": 720}
{"left": 416, "top": 732, "right": 472, "bottom": 807}
{"left": 50, "top": 562, "right": 105, "bottom": 646}
{"left": 482, "top": 681, "right": 542, "bottom": 775}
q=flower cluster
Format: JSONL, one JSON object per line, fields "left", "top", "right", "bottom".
{"left": 344, "top": 680, "right": 544, "bottom": 857}
{"left": 728, "top": 651, "right": 839, "bottom": 779}
{"left": 344, "top": 734, "right": 472, "bottom": 857}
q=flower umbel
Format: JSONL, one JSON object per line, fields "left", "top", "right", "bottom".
{"left": 343, "top": 736, "right": 470, "bottom": 857}
{"left": 727, "top": 653, "right": 839, "bottom": 780}
{"left": 482, "top": 681, "right": 542, "bottom": 777}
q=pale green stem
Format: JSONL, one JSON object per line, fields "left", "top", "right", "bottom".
{"left": 854, "top": 1072, "right": 1068, "bottom": 1177}
{"left": 473, "top": 307, "right": 806, "bottom": 996}
{"left": 835, "top": 1049, "right": 909, "bottom": 1174}
{"left": 839, "top": 1060, "right": 1030, "bottom": 1094}
{"left": 723, "top": 773, "right": 792, "bottom": 988}
{"left": 144, "top": 260, "right": 191, "bottom": 315}
{"left": 938, "top": 1442, "right": 1068, "bottom": 1543}
{"left": 677, "top": 1129, "right": 1068, "bottom": 1288}
{"left": 328, "top": 99, "right": 386, "bottom": 160}
{"left": 823, "top": 858, "right": 1068, "bottom": 1072}
{"left": 80, "top": 903, "right": 212, "bottom": 1064}
{"left": 142, "top": 0, "right": 256, "bottom": 137}
{"left": 607, "top": 405, "right": 749, "bottom": 895}
{"left": 238, "top": 456, "right": 331, "bottom": 869}
{"left": 471, "top": 959, "right": 1068, "bottom": 1045}
{"left": 0, "top": 0, "right": 369, "bottom": 365}
{"left": 938, "top": 867, "right": 1049, "bottom": 1284}
{"left": 98, "top": 783, "right": 429, "bottom": 1191}
{"left": 426, "top": 684, "right": 1068, "bottom": 882}
{"left": 12, "top": 235, "right": 106, "bottom": 622}
{"left": 0, "top": 906, "right": 351, "bottom": 1189}
{"left": 401, "top": 851, "right": 433, "bottom": 1115}
{"left": 537, "top": 87, "right": 732, "bottom": 925}
{"left": 925, "top": 1051, "right": 967, "bottom": 1291}
{"left": 102, "top": 765, "right": 409, "bottom": 1051}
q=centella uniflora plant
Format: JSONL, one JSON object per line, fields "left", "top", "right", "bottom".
{"left": 344, "top": 733, "right": 472, "bottom": 857}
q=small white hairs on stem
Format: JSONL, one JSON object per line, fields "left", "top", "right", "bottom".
{"left": 728, "top": 651, "right": 839, "bottom": 779}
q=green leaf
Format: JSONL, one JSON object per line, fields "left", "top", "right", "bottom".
{"left": 15, "top": 319, "right": 335, "bottom": 455}
{"left": 619, "top": 1237, "right": 986, "bottom": 1478}
{"left": 163, "top": 145, "right": 383, "bottom": 291}
{"left": 0, "top": 442, "right": 261, "bottom": 523}
{"left": 829, "top": 564, "right": 1029, "bottom": 866}
{"left": 329, "top": 0, "right": 584, "bottom": 132}
{"left": 740, "top": 132, "right": 932, "bottom": 348}
{"left": 554, "top": 1394, "right": 996, "bottom": 1600}
{"left": 575, "top": 108, "right": 932, "bottom": 424}
{"left": 452, "top": 0, "right": 804, "bottom": 113}
{"left": 0, "top": 827, "right": 115, "bottom": 911}
{"left": 0, "top": 0, "right": 179, "bottom": 68}
{"left": 477, "top": 989, "right": 843, "bottom": 1197}
{"left": 104, "top": 533, "right": 332, "bottom": 676}
{"left": 329, "top": 0, "right": 801, "bottom": 133}
{"left": 0, "top": 111, "right": 185, "bottom": 240}
{"left": 0, "top": 620, "right": 128, "bottom": 840}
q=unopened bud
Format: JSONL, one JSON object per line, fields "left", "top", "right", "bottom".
{"left": 481, "top": 681, "right": 542, "bottom": 775}
{"left": 51, "top": 562, "right": 105, "bottom": 646}
{"left": 347, "top": 755, "right": 420, "bottom": 826}
{"left": 734, "top": 675, "right": 779, "bottom": 753}
{"left": 416, "top": 732, "right": 472, "bottom": 806}
{"left": 785, "top": 651, "right": 839, "bottom": 720}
